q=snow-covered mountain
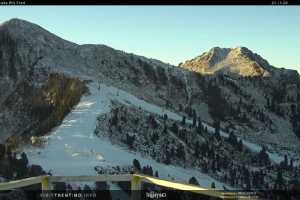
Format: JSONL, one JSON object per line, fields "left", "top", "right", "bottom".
{"left": 0, "top": 18, "right": 300, "bottom": 192}
{"left": 0, "top": 18, "right": 189, "bottom": 143}
{"left": 178, "top": 46, "right": 300, "bottom": 155}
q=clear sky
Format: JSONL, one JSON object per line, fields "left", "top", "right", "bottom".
{"left": 0, "top": 6, "right": 299, "bottom": 72}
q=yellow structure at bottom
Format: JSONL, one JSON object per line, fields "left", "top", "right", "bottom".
{"left": 0, "top": 174, "right": 258, "bottom": 200}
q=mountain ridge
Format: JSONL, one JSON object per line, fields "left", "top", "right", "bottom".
{"left": 179, "top": 46, "right": 299, "bottom": 78}
{"left": 2, "top": 18, "right": 298, "bottom": 78}
{"left": 0, "top": 18, "right": 77, "bottom": 48}
{"left": 1, "top": 18, "right": 300, "bottom": 164}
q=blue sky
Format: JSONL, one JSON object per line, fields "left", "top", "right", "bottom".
{"left": 0, "top": 6, "right": 299, "bottom": 72}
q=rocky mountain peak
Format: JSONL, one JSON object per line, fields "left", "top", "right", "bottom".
{"left": 0, "top": 18, "right": 76, "bottom": 50}
{"left": 1, "top": 18, "right": 32, "bottom": 28}
{"left": 204, "top": 47, "right": 231, "bottom": 67}
{"left": 0, "top": 18, "right": 48, "bottom": 37}
{"left": 179, "top": 46, "right": 275, "bottom": 77}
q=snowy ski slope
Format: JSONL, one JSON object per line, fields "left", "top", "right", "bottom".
{"left": 23, "top": 80, "right": 295, "bottom": 191}
{"left": 23, "top": 82, "right": 226, "bottom": 189}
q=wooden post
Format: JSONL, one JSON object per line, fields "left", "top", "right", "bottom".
{"left": 41, "top": 176, "right": 53, "bottom": 190}
{"left": 131, "top": 174, "right": 141, "bottom": 200}
{"left": 41, "top": 176, "right": 53, "bottom": 200}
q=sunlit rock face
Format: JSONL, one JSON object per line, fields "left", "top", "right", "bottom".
{"left": 180, "top": 46, "right": 298, "bottom": 78}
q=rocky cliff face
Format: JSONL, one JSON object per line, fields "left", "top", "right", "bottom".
{"left": 179, "top": 46, "right": 299, "bottom": 79}
{"left": 0, "top": 18, "right": 299, "bottom": 160}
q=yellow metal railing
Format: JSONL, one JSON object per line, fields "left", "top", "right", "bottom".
{"left": 0, "top": 174, "right": 257, "bottom": 200}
